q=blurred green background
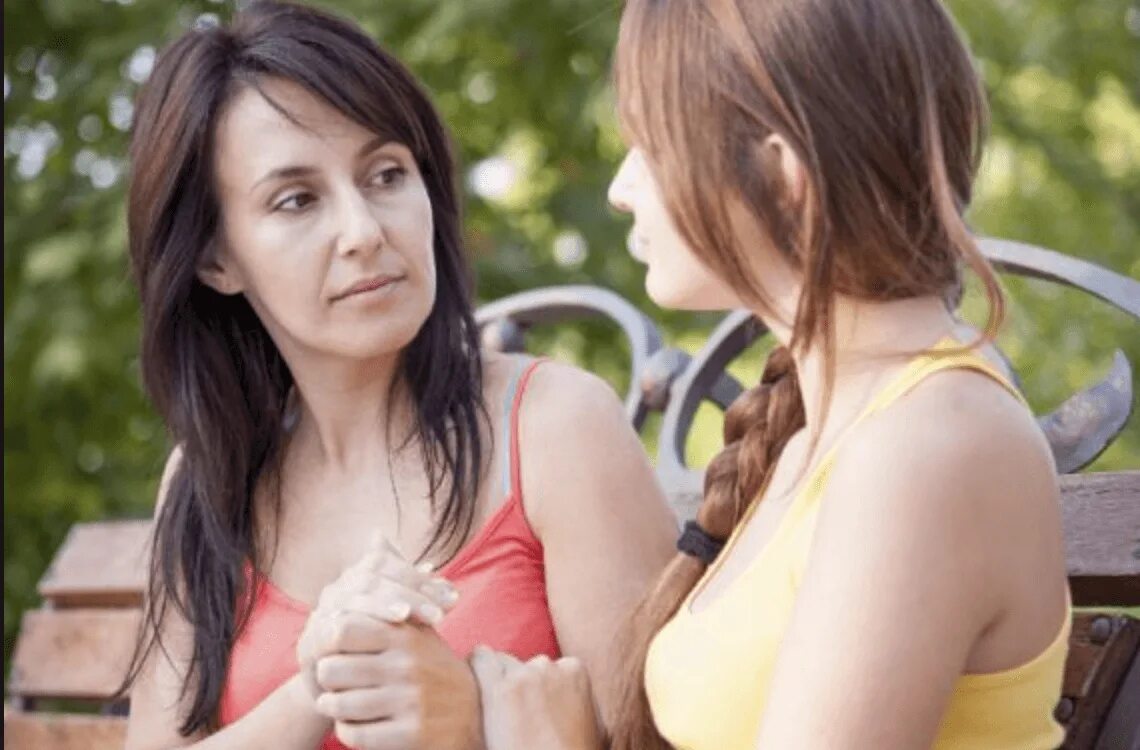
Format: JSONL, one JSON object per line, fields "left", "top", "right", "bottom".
{"left": 4, "top": 0, "right": 1138, "bottom": 670}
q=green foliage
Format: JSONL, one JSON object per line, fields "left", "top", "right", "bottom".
{"left": 4, "top": 0, "right": 1138, "bottom": 672}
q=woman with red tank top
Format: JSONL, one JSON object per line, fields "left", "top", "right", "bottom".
{"left": 220, "top": 359, "right": 565, "bottom": 749}
{"left": 119, "top": 3, "right": 677, "bottom": 749}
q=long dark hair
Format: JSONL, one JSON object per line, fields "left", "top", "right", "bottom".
{"left": 120, "top": 0, "right": 486, "bottom": 734}
{"left": 609, "top": 0, "right": 1002, "bottom": 747}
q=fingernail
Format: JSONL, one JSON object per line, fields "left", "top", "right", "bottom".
{"left": 383, "top": 601, "right": 412, "bottom": 622}
{"left": 433, "top": 577, "right": 458, "bottom": 595}
{"left": 420, "top": 579, "right": 458, "bottom": 607}
{"left": 419, "top": 602, "right": 444, "bottom": 624}
{"left": 416, "top": 561, "right": 435, "bottom": 575}
{"left": 429, "top": 579, "right": 459, "bottom": 603}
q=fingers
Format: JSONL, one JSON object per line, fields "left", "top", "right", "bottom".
{"left": 315, "top": 684, "right": 416, "bottom": 722}
{"left": 418, "top": 576, "right": 460, "bottom": 612}
{"left": 334, "top": 717, "right": 417, "bottom": 750}
{"left": 315, "top": 649, "right": 416, "bottom": 692}
{"left": 312, "top": 611, "right": 396, "bottom": 657}
{"left": 472, "top": 649, "right": 588, "bottom": 689}
{"left": 527, "top": 654, "right": 552, "bottom": 669}
{"left": 347, "top": 539, "right": 460, "bottom": 617}
{"left": 555, "top": 655, "right": 587, "bottom": 677}
{"left": 373, "top": 551, "right": 459, "bottom": 614}
{"left": 470, "top": 645, "right": 507, "bottom": 691}
{"left": 320, "top": 545, "right": 459, "bottom": 626}
{"left": 470, "top": 646, "right": 525, "bottom": 689}
{"left": 498, "top": 651, "right": 523, "bottom": 670}
{"left": 343, "top": 589, "right": 446, "bottom": 627}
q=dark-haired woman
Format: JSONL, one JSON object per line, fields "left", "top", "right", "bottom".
{"left": 471, "top": 1, "right": 1070, "bottom": 749}
{"left": 120, "top": 3, "right": 676, "bottom": 748}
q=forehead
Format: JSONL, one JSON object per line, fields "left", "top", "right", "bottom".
{"left": 212, "top": 78, "right": 382, "bottom": 183}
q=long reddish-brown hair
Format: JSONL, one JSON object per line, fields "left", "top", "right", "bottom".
{"left": 609, "top": 1, "right": 1003, "bottom": 747}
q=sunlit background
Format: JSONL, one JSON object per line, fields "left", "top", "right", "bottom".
{"left": 5, "top": 0, "right": 1139, "bottom": 667}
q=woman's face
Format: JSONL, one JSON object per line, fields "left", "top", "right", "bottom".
{"left": 203, "top": 77, "right": 436, "bottom": 365}
{"left": 608, "top": 146, "right": 801, "bottom": 330}
{"left": 607, "top": 148, "right": 743, "bottom": 311}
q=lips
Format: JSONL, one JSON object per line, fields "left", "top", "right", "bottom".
{"left": 331, "top": 274, "right": 405, "bottom": 302}
{"left": 627, "top": 230, "right": 648, "bottom": 263}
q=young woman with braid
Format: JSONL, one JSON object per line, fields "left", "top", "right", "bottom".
{"left": 468, "top": 1, "right": 1070, "bottom": 748}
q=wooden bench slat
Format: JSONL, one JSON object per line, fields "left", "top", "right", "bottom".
{"left": 8, "top": 610, "right": 141, "bottom": 701}
{"left": 3, "top": 709, "right": 128, "bottom": 750}
{"left": 1060, "top": 472, "right": 1140, "bottom": 607}
{"left": 37, "top": 520, "right": 151, "bottom": 608}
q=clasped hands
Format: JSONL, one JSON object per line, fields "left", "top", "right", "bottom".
{"left": 293, "top": 536, "right": 602, "bottom": 750}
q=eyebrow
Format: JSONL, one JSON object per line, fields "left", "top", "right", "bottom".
{"left": 248, "top": 136, "right": 397, "bottom": 195}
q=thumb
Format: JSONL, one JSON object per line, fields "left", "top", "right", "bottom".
{"left": 470, "top": 645, "right": 505, "bottom": 689}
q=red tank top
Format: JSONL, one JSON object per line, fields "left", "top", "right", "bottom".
{"left": 218, "top": 360, "right": 560, "bottom": 747}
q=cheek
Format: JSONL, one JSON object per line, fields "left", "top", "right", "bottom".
{"left": 645, "top": 255, "right": 736, "bottom": 311}
{"left": 240, "top": 262, "right": 326, "bottom": 342}
{"left": 226, "top": 225, "right": 326, "bottom": 320}
{"left": 644, "top": 226, "right": 740, "bottom": 312}
{"left": 397, "top": 193, "right": 437, "bottom": 296}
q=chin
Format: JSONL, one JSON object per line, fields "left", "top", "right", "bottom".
{"left": 345, "top": 334, "right": 421, "bottom": 362}
{"left": 338, "top": 308, "right": 431, "bottom": 361}
{"left": 645, "top": 273, "right": 733, "bottom": 312}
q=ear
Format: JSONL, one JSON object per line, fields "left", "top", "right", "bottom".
{"left": 196, "top": 239, "right": 244, "bottom": 296}
{"left": 758, "top": 133, "right": 806, "bottom": 205}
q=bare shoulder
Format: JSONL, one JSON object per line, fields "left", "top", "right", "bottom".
{"left": 479, "top": 352, "right": 627, "bottom": 439}
{"left": 822, "top": 367, "right": 1062, "bottom": 594}
{"left": 501, "top": 356, "right": 670, "bottom": 534}
{"left": 523, "top": 358, "right": 627, "bottom": 423}
{"left": 517, "top": 358, "right": 634, "bottom": 477}
{"left": 838, "top": 369, "right": 1056, "bottom": 507}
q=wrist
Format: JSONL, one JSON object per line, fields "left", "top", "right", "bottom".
{"left": 284, "top": 673, "right": 333, "bottom": 731}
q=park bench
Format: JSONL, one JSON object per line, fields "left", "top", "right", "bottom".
{"left": 5, "top": 236, "right": 1139, "bottom": 749}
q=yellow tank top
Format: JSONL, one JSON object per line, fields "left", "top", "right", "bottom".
{"left": 645, "top": 341, "right": 1070, "bottom": 750}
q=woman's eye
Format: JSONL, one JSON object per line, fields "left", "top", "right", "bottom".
{"left": 272, "top": 191, "right": 316, "bottom": 212}
{"left": 371, "top": 166, "right": 407, "bottom": 188}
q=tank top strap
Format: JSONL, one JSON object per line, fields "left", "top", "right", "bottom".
{"left": 499, "top": 357, "right": 546, "bottom": 498}
{"left": 856, "top": 338, "right": 1028, "bottom": 426}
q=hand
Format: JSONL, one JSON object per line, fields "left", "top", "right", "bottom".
{"left": 296, "top": 536, "right": 460, "bottom": 700}
{"left": 313, "top": 619, "right": 483, "bottom": 750}
{"left": 470, "top": 647, "right": 604, "bottom": 750}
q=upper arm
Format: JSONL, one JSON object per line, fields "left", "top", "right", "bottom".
{"left": 125, "top": 446, "right": 204, "bottom": 749}
{"left": 754, "top": 381, "right": 1055, "bottom": 749}
{"left": 517, "top": 363, "right": 677, "bottom": 728}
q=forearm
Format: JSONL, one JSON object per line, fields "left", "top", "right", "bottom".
{"left": 202, "top": 676, "right": 329, "bottom": 749}
{"left": 133, "top": 675, "right": 331, "bottom": 750}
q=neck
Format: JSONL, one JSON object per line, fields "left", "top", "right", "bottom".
{"left": 760, "top": 293, "right": 957, "bottom": 437}
{"left": 286, "top": 351, "right": 412, "bottom": 475}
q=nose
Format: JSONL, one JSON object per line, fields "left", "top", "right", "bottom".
{"left": 334, "top": 188, "right": 385, "bottom": 258}
{"left": 607, "top": 151, "right": 636, "bottom": 214}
